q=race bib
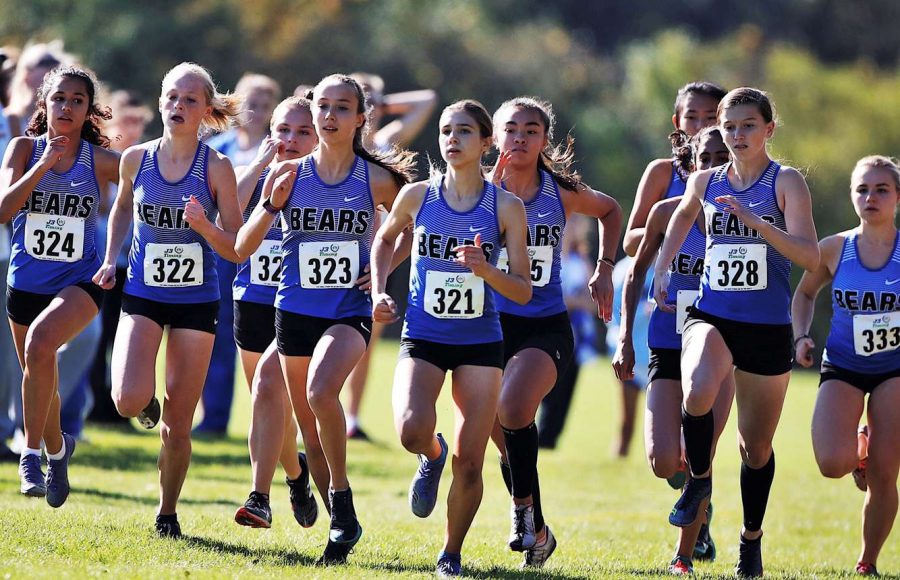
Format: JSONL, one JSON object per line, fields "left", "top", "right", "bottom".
{"left": 298, "top": 241, "right": 359, "bottom": 289}
{"left": 676, "top": 290, "right": 700, "bottom": 334}
{"left": 144, "top": 243, "right": 203, "bottom": 287}
{"left": 25, "top": 214, "right": 84, "bottom": 263}
{"left": 250, "top": 240, "right": 283, "bottom": 287}
{"left": 496, "top": 246, "right": 553, "bottom": 287}
{"left": 852, "top": 312, "right": 900, "bottom": 356}
{"left": 709, "top": 244, "right": 767, "bottom": 291}
{"left": 424, "top": 271, "right": 485, "bottom": 319}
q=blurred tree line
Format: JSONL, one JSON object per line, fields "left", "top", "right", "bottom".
{"left": 1, "top": 0, "right": 898, "bottom": 343}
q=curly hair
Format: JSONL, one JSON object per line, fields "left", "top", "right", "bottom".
{"left": 26, "top": 65, "right": 112, "bottom": 148}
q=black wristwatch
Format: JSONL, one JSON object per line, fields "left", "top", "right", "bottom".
{"left": 262, "top": 198, "right": 283, "bottom": 214}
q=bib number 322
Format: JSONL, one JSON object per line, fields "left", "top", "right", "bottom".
{"left": 709, "top": 244, "right": 767, "bottom": 291}
{"left": 144, "top": 243, "right": 203, "bottom": 287}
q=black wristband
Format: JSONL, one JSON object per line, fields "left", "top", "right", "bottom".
{"left": 793, "top": 334, "right": 810, "bottom": 347}
{"left": 262, "top": 198, "right": 283, "bottom": 214}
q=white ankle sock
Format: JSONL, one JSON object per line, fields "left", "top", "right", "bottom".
{"left": 46, "top": 438, "right": 66, "bottom": 461}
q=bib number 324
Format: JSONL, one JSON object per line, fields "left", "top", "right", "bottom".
{"left": 25, "top": 214, "right": 84, "bottom": 263}
{"left": 709, "top": 244, "right": 767, "bottom": 291}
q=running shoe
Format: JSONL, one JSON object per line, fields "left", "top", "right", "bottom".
{"left": 137, "top": 396, "right": 161, "bottom": 429}
{"left": 156, "top": 513, "right": 182, "bottom": 539}
{"left": 18, "top": 453, "right": 46, "bottom": 497}
{"left": 735, "top": 534, "right": 763, "bottom": 578}
{"left": 693, "top": 502, "right": 716, "bottom": 561}
{"left": 347, "top": 426, "right": 371, "bottom": 442}
{"left": 667, "top": 463, "right": 688, "bottom": 490}
{"left": 317, "top": 488, "right": 362, "bottom": 565}
{"left": 409, "top": 433, "right": 447, "bottom": 518}
{"left": 287, "top": 452, "right": 318, "bottom": 527}
{"left": 669, "top": 476, "right": 711, "bottom": 527}
{"left": 508, "top": 504, "right": 537, "bottom": 552}
{"left": 856, "top": 561, "right": 878, "bottom": 576}
{"left": 668, "top": 555, "right": 694, "bottom": 575}
{"left": 234, "top": 491, "right": 272, "bottom": 528}
{"left": 523, "top": 525, "right": 557, "bottom": 569}
{"left": 46, "top": 433, "right": 76, "bottom": 508}
{"left": 853, "top": 425, "right": 869, "bottom": 492}
{"left": 436, "top": 551, "right": 462, "bottom": 577}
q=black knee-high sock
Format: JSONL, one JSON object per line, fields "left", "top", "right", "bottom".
{"left": 500, "top": 459, "right": 513, "bottom": 495}
{"left": 682, "top": 407, "right": 714, "bottom": 477}
{"left": 502, "top": 422, "right": 539, "bottom": 500}
{"left": 532, "top": 467, "right": 545, "bottom": 532}
{"left": 741, "top": 451, "right": 775, "bottom": 533}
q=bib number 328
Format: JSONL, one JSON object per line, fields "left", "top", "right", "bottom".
{"left": 425, "top": 271, "right": 485, "bottom": 319}
{"left": 25, "top": 214, "right": 84, "bottom": 262}
{"left": 250, "top": 240, "right": 283, "bottom": 286}
{"left": 144, "top": 243, "right": 203, "bottom": 287}
{"left": 709, "top": 244, "right": 767, "bottom": 291}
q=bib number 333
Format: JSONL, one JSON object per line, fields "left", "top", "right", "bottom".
{"left": 709, "top": 244, "right": 767, "bottom": 291}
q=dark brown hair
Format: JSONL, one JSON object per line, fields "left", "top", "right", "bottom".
{"left": 312, "top": 74, "right": 416, "bottom": 187}
{"left": 26, "top": 65, "right": 111, "bottom": 148}
{"left": 493, "top": 96, "right": 582, "bottom": 191}
{"left": 670, "top": 126, "right": 726, "bottom": 177}
{"left": 718, "top": 87, "right": 776, "bottom": 124}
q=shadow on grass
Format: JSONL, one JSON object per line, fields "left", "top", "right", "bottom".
{"left": 182, "top": 535, "right": 317, "bottom": 567}
{"left": 360, "top": 559, "right": 590, "bottom": 579}
{"left": 73, "top": 439, "right": 252, "bottom": 472}
{"left": 78, "top": 487, "right": 237, "bottom": 508}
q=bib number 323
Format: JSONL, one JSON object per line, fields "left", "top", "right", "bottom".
{"left": 709, "top": 244, "right": 767, "bottom": 291}
{"left": 25, "top": 214, "right": 84, "bottom": 262}
{"left": 144, "top": 243, "right": 202, "bottom": 287}
{"left": 298, "top": 241, "right": 359, "bottom": 289}
{"left": 425, "top": 271, "right": 485, "bottom": 319}
{"left": 250, "top": 240, "right": 283, "bottom": 286}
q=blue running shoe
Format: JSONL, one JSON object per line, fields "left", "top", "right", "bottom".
{"left": 669, "top": 476, "right": 711, "bottom": 527}
{"left": 19, "top": 453, "right": 46, "bottom": 497}
{"left": 46, "top": 433, "right": 76, "bottom": 508}
{"left": 436, "top": 551, "right": 462, "bottom": 577}
{"left": 409, "top": 433, "right": 447, "bottom": 518}
{"left": 693, "top": 502, "right": 716, "bottom": 561}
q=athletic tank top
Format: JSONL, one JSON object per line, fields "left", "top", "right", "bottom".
{"left": 824, "top": 232, "right": 900, "bottom": 373}
{"left": 695, "top": 161, "right": 791, "bottom": 324}
{"left": 233, "top": 167, "right": 283, "bottom": 304}
{"left": 496, "top": 170, "right": 566, "bottom": 317}
{"left": 403, "top": 178, "right": 503, "bottom": 344}
{"left": 125, "top": 140, "right": 220, "bottom": 303}
{"left": 664, "top": 161, "right": 688, "bottom": 200}
{"left": 8, "top": 136, "right": 101, "bottom": 294}
{"left": 648, "top": 220, "right": 706, "bottom": 349}
{"left": 274, "top": 155, "right": 374, "bottom": 318}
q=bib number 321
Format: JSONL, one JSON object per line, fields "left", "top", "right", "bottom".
{"left": 709, "top": 244, "right": 767, "bottom": 291}
{"left": 425, "top": 271, "right": 485, "bottom": 319}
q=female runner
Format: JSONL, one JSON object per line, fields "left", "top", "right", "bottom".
{"left": 792, "top": 156, "right": 900, "bottom": 576}
{"left": 370, "top": 99, "right": 531, "bottom": 577}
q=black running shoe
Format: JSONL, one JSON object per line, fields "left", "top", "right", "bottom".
{"left": 234, "top": 491, "right": 272, "bottom": 528}
{"left": 347, "top": 426, "right": 371, "bottom": 442}
{"left": 287, "top": 452, "right": 318, "bottom": 528}
{"left": 316, "top": 488, "right": 362, "bottom": 565}
{"left": 155, "top": 513, "right": 182, "bottom": 539}
{"left": 669, "top": 476, "right": 711, "bottom": 527}
{"left": 735, "top": 534, "right": 763, "bottom": 578}
{"left": 693, "top": 502, "right": 716, "bottom": 561}
{"left": 138, "top": 396, "right": 161, "bottom": 429}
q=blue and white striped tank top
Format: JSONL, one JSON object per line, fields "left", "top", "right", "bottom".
{"left": 824, "top": 231, "right": 900, "bottom": 373}
{"left": 648, "top": 220, "right": 705, "bottom": 349}
{"left": 404, "top": 178, "right": 503, "bottom": 344}
{"left": 275, "top": 155, "right": 374, "bottom": 318}
{"left": 664, "top": 161, "right": 688, "bottom": 200}
{"left": 233, "top": 167, "right": 282, "bottom": 305}
{"left": 497, "top": 170, "right": 566, "bottom": 317}
{"left": 696, "top": 161, "right": 791, "bottom": 324}
{"left": 8, "top": 136, "right": 101, "bottom": 294}
{"left": 125, "top": 140, "right": 220, "bottom": 303}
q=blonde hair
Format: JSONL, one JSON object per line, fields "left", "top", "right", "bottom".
{"left": 161, "top": 62, "right": 242, "bottom": 134}
{"left": 853, "top": 155, "right": 900, "bottom": 191}
{"left": 7, "top": 40, "right": 74, "bottom": 116}
{"left": 235, "top": 73, "right": 281, "bottom": 99}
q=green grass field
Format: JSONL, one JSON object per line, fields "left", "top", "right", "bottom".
{"left": 0, "top": 340, "right": 897, "bottom": 578}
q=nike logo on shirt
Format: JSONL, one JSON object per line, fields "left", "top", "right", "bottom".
{"left": 537, "top": 211, "right": 552, "bottom": 219}
{"left": 469, "top": 225, "right": 485, "bottom": 233}
{"left": 70, "top": 180, "right": 88, "bottom": 188}
{"left": 886, "top": 278, "right": 900, "bottom": 286}
{"left": 748, "top": 201, "right": 764, "bottom": 208}
{"left": 344, "top": 195, "right": 362, "bottom": 203}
